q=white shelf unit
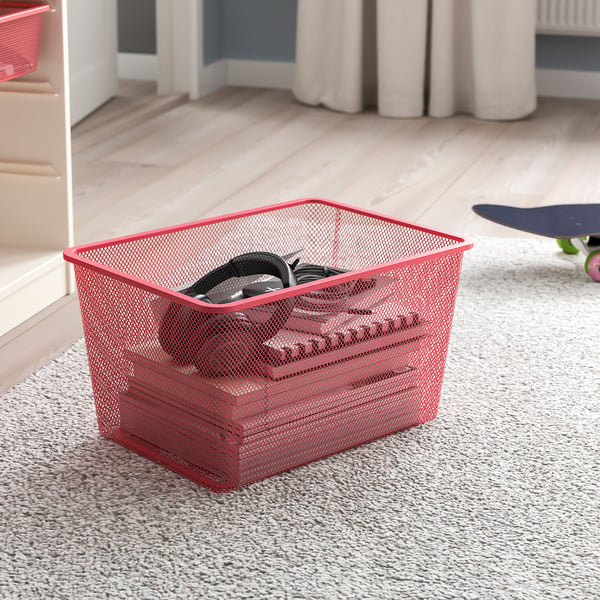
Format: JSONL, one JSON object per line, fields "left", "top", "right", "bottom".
{"left": 0, "top": 0, "right": 73, "bottom": 337}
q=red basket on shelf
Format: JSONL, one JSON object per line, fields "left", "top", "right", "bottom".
{"left": 0, "top": 2, "right": 50, "bottom": 83}
{"left": 64, "top": 199, "right": 473, "bottom": 492}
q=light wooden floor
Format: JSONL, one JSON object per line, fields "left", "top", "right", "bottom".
{"left": 2, "top": 84, "right": 600, "bottom": 394}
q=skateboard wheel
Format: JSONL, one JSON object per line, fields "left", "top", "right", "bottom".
{"left": 584, "top": 249, "right": 600, "bottom": 282}
{"left": 556, "top": 238, "right": 579, "bottom": 255}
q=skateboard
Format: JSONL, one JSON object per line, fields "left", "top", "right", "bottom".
{"left": 472, "top": 203, "right": 600, "bottom": 282}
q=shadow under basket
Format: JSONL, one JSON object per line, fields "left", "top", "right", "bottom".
{"left": 64, "top": 198, "right": 473, "bottom": 492}
{"left": 0, "top": 2, "right": 50, "bottom": 83}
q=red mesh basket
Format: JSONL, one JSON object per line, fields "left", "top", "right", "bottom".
{"left": 64, "top": 199, "right": 473, "bottom": 491}
{"left": 0, "top": 2, "right": 49, "bottom": 83}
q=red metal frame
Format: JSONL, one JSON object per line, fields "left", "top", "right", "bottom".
{"left": 0, "top": 2, "right": 50, "bottom": 23}
{"left": 64, "top": 198, "right": 473, "bottom": 314}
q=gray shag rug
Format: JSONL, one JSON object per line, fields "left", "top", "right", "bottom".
{"left": 1, "top": 236, "right": 598, "bottom": 600}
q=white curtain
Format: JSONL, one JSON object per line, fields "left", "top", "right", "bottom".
{"left": 292, "top": 0, "right": 537, "bottom": 120}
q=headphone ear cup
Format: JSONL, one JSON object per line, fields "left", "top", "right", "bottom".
{"left": 251, "top": 297, "right": 295, "bottom": 344}
{"left": 158, "top": 301, "right": 208, "bottom": 364}
{"left": 192, "top": 314, "right": 259, "bottom": 377}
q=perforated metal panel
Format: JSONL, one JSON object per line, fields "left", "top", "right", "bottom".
{"left": 65, "top": 199, "right": 472, "bottom": 491}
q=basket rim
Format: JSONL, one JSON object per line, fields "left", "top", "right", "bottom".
{"left": 0, "top": 2, "right": 50, "bottom": 24}
{"left": 63, "top": 197, "right": 473, "bottom": 313}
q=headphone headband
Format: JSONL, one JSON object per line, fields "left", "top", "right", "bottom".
{"left": 184, "top": 251, "right": 296, "bottom": 300}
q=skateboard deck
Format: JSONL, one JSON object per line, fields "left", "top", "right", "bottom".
{"left": 472, "top": 203, "right": 600, "bottom": 239}
{"left": 472, "top": 203, "right": 600, "bottom": 281}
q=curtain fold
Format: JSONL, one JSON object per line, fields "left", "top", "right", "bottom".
{"left": 292, "top": 0, "right": 537, "bottom": 120}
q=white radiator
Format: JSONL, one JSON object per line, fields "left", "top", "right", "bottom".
{"left": 537, "top": 0, "right": 600, "bottom": 34}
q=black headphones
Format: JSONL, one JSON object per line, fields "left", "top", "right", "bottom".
{"left": 242, "top": 263, "right": 371, "bottom": 314}
{"left": 158, "top": 252, "right": 296, "bottom": 377}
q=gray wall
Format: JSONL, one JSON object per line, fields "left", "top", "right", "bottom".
{"left": 204, "top": 0, "right": 225, "bottom": 64}
{"left": 223, "top": 0, "right": 297, "bottom": 62}
{"left": 536, "top": 35, "right": 600, "bottom": 71}
{"left": 118, "top": 0, "right": 156, "bottom": 54}
{"left": 117, "top": 0, "right": 600, "bottom": 74}
{"left": 204, "top": 0, "right": 296, "bottom": 64}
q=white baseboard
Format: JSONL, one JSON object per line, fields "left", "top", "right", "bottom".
{"left": 196, "top": 59, "right": 294, "bottom": 96}
{"left": 227, "top": 60, "right": 295, "bottom": 89}
{"left": 536, "top": 68, "right": 600, "bottom": 100}
{"left": 195, "top": 63, "right": 600, "bottom": 101}
{"left": 118, "top": 53, "right": 159, "bottom": 81}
